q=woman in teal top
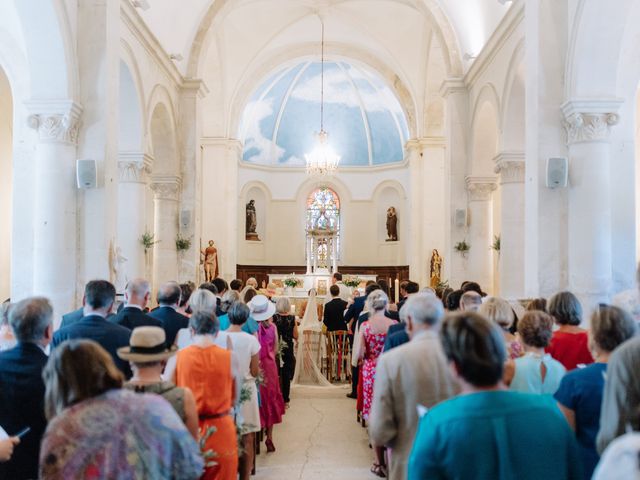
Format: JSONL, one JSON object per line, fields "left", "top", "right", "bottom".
{"left": 408, "top": 312, "right": 582, "bottom": 480}
{"left": 506, "top": 311, "right": 565, "bottom": 394}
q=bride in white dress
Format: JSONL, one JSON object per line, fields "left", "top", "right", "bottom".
{"left": 291, "top": 289, "right": 332, "bottom": 387}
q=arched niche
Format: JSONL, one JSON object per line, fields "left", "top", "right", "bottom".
{"left": 373, "top": 181, "right": 406, "bottom": 243}
{"left": 0, "top": 66, "right": 12, "bottom": 300}
{"left": 470, "top": 94, "right": 500, "bottom": 176}
{"left": 243, "top": 184, "right": 269, "bottom": 243}
{"left": 119, "top": 59, "right": 144, "bottom": 152}
{"left": 149, "top": 101, "right": 179, "bottom": 176}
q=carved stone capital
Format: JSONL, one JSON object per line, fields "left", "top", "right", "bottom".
{"left": 561, "top": 99, "right": 623, "bottom": 145}
{"left": 438, "top": 77, "right": 467, "bottom": 98}
{"left": 25, "top": 100, "right": 82, "bottom": 145}
{"left": 118, "top": 152, "right": 153, "bottom": 183}
{"left": 150, "top": 176, "right": 181, "bottom": 201}
{"left": 494, "top": 153, "right": 525, "bottom": 184}
{"left": 466, "top": 176, "right": 497, "bottom": 201}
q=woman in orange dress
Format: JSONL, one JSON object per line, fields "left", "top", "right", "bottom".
{"left": 175, "top": 310, "right": 238, "bottom": 480}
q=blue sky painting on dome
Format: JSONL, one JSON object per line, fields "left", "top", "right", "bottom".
{"left": 239, "top": 60, "right": 409, "bottom": 167}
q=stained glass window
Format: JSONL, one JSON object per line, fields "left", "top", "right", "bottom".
{"left": 306, "top": 188, "right": 340, "bottom": 263}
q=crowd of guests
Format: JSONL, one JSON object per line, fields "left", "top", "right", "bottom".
{"left": 348, "top": 278, "right": 640, "bottom": 479}
{"left": 3, "top": 270, "right": 640, "bottom": 479}
{"left": 0, "top": 276, "right": 292, "bottom": 480}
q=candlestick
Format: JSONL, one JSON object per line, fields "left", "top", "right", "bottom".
{"left": 394, "top": 278, "right": 400, "bottom": 304}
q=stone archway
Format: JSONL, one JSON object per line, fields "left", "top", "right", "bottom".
{"left": 0, "top": 67, "right": 12, "bottom": 301}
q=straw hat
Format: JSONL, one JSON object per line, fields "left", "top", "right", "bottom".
{"left": 247, "top": 294, "right": 276, "bottom": 321}
{"left": 117, "top": 326, "right": 177, "bottom": 362}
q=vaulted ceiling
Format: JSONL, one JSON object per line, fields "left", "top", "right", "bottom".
{"left": 137, "top": 0, "right": 511, "bottom": 76}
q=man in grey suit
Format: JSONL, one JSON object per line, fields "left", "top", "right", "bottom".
{"left": 369, "top": 293, "right": 457, "bottom": 480}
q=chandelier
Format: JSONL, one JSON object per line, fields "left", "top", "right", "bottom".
{"left": 305, "top": 20, "right": 340, "bottom": 176}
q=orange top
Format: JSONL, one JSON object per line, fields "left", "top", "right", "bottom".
{"left": 175, "top": 344, "right": 233, "bottom": 416}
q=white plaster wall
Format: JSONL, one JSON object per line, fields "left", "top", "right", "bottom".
{"left": 236, "top": 166, "right": 409, "bottom": 267}
{"left": 0, "top": 68, "right": 12, "bottom": 300}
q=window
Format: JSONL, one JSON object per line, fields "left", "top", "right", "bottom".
{"left": 306, "top": 187, "right": 340, "bottom": 265}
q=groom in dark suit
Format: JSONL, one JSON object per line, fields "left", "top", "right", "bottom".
{"left": 0, "top": 297, "right": 53, "bottom": 479}
{"left": 323, "top": 285, "right": 348, "bottom": 331}
{"left": 52, "top": 280, "right": 131, "bottom": 377}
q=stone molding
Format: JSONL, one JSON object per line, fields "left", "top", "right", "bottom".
{"left": 118, "top": 152, "right": 153, "bottom": 183}
{"left": 438, "top": 77, "right": 467, "bottom": 98}
{"left": 25, "top": 101, "right": 82, "bottom": 145}
{"left": 494, "top": 152, "right": 525, "bottom": 184}
{"left": 466, "top": 176, "right": 497, "bottom": 201}
{"left": 150, "top": 176, "right": 181, "bottom": 201}
{"left": 561, "top": 99, "right": 623, "bottom": 144}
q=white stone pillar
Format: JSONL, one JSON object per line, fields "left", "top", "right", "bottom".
{"left": 150, "top": 176, "right": 181, "bottom": 288}
{"left": 465, "top": 177, "right": 497, "bottom": 294}
{"left": 562, "top": 101, "right": 621, "bottom": 309}
{"left": 26, "top": 102, "right": 82, "bottom": 318}
{"left": 440, "top": 78, "right": 470, "bottom": 287}
{"left": 494, "top": 154, "right": 525, "bottom": 299}
{"left": 117, "top": 152, "right": 151, "bottom": 286}
{"left": 331, "top": 236, "right": 337, "bottom": 273}
{"left": 407, "top": 140, "right": 425, "bottom": 284}
{"left": 306, "top": 236, "right": 312, "bottom": 274}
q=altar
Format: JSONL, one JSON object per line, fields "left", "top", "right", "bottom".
{"left": 268, "top": 272, "right": 378, "bottom": 300}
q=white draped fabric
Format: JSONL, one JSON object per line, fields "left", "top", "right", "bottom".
{"left": 292, "top": 290, "right": 333, "bottom": 387}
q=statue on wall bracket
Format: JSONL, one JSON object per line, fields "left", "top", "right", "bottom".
{"left": 386, "top": 206, "right": 398, "bottom": 241}
{"left": 200, "top": 240, "right": 219, "bottom": 282}
{"left": 430, "top": 249, "right": 442, "bottom": 288}
{"left": 246, "top": 199, "right": 260, "bottom": 241}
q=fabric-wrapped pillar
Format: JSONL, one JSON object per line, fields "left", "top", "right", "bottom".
{"left": 465, "top": 177, "right": 497, "bottom": 294}
{"left": 27, "top": 102, "right": 82, "bottom": 319}
{"left": 151, "top": 176, "right": 181, "bottom": 288}
{"left": 562, "top": 100, "right": 621, "bottom": 310}
{"left": 494, "top": 154, "right": 525, "bottom": 300}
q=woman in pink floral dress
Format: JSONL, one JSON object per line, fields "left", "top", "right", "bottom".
{"left": 356, "top": 290, "right": 397, "bottom": 420}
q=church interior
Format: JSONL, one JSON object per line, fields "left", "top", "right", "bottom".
{"left": 2, "top": 1, "right": 640, "bottom": 479}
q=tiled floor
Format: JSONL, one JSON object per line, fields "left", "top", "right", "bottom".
{"left": 255, "top": 385, "right": 375, "bottom": 479}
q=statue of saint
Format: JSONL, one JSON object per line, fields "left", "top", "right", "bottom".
{"left": 200, "top": 240, "right": 219, "bottom": 282}
{"left": 430, "top": 249, "right": 442, "bottom": 288}
{"left": 386, "top": 206, "right": 398, "bottom": 241}
{"left": 108, "top": 240, "right": 127, "bottom": 293}
{"left": 246, "top": 199, "right": 260, "bottom": 241}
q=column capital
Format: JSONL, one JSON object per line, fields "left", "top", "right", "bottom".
{"left": 118, "top": 152, "right": 153, "bottom": 183}
{"left": 561, "top": 98, "right": 623, "bottom": 144}
{"left": 25, "top": 100, "right": 82, "bottom": 145}
{"left": 494, "top": 152, "right": 525, "bottom": 184}
{"left": 150, "top": 175, "right": 181, "bottom": 200}
{"left": 201, "top": 137, "right": 243, "bottom": 155}
{"left": 181, "top": 78, "right": 210, "bottom": 99}
{"left": 439, "top": 77, "right": 467, "bottom": 98}
{"left": 466, "top": 176, "right": 497, "bottom": 201}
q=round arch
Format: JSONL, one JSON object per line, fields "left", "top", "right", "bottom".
{"left": 149, "top": 102, "right": 180, "bottom": 176}
{"left": 185, "top": 0, "right": 463, "bottom": 82}
{"left": 469, "top": 84, "right": 501, "bottom": 176}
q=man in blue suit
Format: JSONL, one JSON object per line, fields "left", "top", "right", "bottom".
{"left": 111, "top": 278, "right": 161, "bottom": 330}
{"left": 148, "top": 281, "right": 189, "bottom": 348}
{"left": 384, "top": 281, "right": 420, "bottom": 352}
{"left": 0, "top": 297, "right": 53, "bottom": 480}
{"left": 52, "top": 280, "right": 131, "bottom": 377}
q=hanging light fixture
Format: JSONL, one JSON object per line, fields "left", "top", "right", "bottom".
{"left": 305, "top": 20, "right": 340, "bottom": 176}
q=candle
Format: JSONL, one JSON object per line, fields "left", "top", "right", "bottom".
{"left": 290, "top": 305, "right": 296, "bottom": 315}
{"left": 394, "top": 278, "right": 400, "bottom": 304}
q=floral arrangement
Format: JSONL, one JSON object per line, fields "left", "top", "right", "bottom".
{"left": 140, "top": 231, "right": 159, "bottom": 253}
{"left": 283, "top": 274, "right": 300, "bottom": 288}
{"left": 454, "top": 240, "right": 470, "bottom": 257}
{"left": 199, "top": 426, "right": 218, "bottom": 469}
{"left": 343, "top": 276, "right": 361, "bottom": 288}
{"left": 491, "top": 235, "right": 501, "bottom": 253}
{"left": 175, "top": 234, "right": 192, "bottom": 251}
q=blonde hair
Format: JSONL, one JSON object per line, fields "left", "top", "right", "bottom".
{"left": 220, "top": 290, "right": 240, "bottom": 313}
{"left": 479, "top": 297, "right": 514, "bottom": 329}
{"left": 189, "top": 289, "right": 216, "bottom": 314}
{"left": 276, "top": 296, "right": 291, "bottom": 314}
{"left": 43, "top": 339, "right": 123, "bottom": 420}
{"left": 367, "top": 290, "right": 389, "bottom": 313}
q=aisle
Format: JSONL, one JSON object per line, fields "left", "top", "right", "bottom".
{"left": 255, "top": 385, "right": 374, "bottom": 479}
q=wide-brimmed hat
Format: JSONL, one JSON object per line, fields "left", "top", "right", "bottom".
{"left": 248, "top": 294, "right": 276, "bottom": 321}
{"left": 117, "top": 326, "right": 177, "bottom": 362}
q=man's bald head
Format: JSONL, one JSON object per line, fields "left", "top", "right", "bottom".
{"left": 157, "top": 281, "right": 182, "bottom": 307}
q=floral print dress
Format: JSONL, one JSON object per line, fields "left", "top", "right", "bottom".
{"left": 361, "top": 321, "right": 392, "bottom": 420}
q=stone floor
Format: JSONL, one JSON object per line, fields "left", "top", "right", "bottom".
{"left": 254, "top": 385, "right": 375, "bottom": 479}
